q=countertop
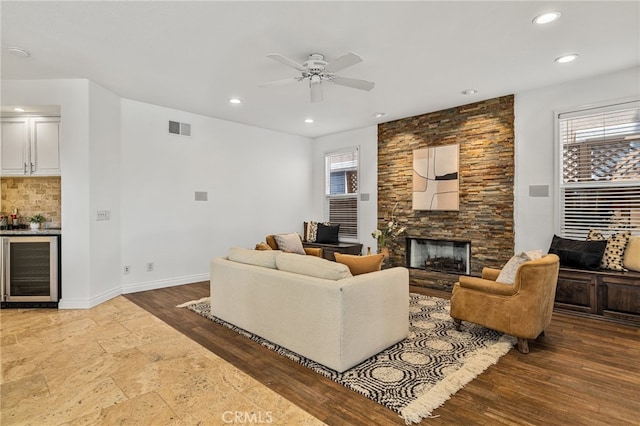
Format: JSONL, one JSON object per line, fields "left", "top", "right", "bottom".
{"left": 0, "top": 228, "right": 62, "bottom": 236}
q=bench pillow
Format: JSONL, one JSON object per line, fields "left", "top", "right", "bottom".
{"left": 276, "top": 252, "right": 352, "bottom": 280}
{"left": 548, "top": 235, "right": 606, "bottom": 270}
{"left": 623, "top": 236, "right": 640, "bottom": 272}
{"left": 228, "top": 247, "right": 280, "bottom": 269}
{"left": 315, "top": 223, "right": 340, "bottom": 244}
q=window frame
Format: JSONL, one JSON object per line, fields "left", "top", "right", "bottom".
{"left": 554, "top": 97, "right": 640, "bottom": 239}
{"left": 324, "top": 146, "right": 360, "bottom": 241}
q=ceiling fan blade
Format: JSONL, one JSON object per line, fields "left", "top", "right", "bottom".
{"left": 258, "top": 77, "right": 299, "bottom": 88}
{"left": 267, "top": 53, "right": 306, "bottom": 72}
{"left": 331, "top": 76, "right": 375, "bottom": 91}
{"left": 324, "top": 52, "right": 363, "bottom": 73}
{"left": 310, "top": 82, "right": 323, "bottom": 103}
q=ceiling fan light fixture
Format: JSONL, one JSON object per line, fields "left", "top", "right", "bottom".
{"left": 555, "top": 54, "right": 578, "bottom": 63}
{"left": 532, "top": 11, "right": 561, "bottom": 25}
{"left": 228, "top": 97, "right": 243, "bottom": 104}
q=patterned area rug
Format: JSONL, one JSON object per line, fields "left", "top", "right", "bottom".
{"left": 182, "top": 294, "right": 515, "bottom": 424}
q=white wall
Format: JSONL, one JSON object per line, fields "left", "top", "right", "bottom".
{"left": 120, "top": 99, "right": 314, "bottom": 292}
{"left": 514, "top": 66, "right": 640, "bottom": 253}
{"left": 88, "top": 81, "right": 122, "bottom": 304}
{"left": 312, "top": 126, "right": 378, "bottom": 254}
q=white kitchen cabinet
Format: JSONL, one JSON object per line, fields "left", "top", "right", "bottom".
{"left": 1, "top": 117, "right": 60, "bottom": 176}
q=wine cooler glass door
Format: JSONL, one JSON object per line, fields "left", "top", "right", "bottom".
{"left": 2, "top": 236, "right": 58, "bottom": 302}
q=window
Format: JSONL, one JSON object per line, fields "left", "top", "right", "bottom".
{"left": 325, "top": 147, "right": 359, "bottom": 239}
{"left": 558, "top": 100, "right": 640, "bottom": 239}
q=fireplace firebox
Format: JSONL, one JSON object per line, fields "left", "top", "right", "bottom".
{"left": 406, "top": 238, "right": 470, "bottom": 275}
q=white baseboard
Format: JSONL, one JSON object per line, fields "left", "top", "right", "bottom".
{"left": 121, "top": 273, "right": 209, "bottom": 294}
{"left": 58, "top": 273, "right": 209, "bottom": 309}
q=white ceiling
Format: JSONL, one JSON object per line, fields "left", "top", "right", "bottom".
{"left": 2, "top": 1, "right": 638, "bottom": 138}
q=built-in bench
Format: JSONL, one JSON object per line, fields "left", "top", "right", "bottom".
{"left": 555, "top": 267, "right": 640, "bottom": 326}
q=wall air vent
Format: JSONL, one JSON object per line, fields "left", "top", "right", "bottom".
{"left": 169, "top": 120, "right": 191, "bottom": 136}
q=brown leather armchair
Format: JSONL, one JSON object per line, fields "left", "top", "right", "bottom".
{"left": 450, "top": 254, "right": 560, "bottom": 354}
{"left": 265, "top": 235, "right": 323, "bottom": 258}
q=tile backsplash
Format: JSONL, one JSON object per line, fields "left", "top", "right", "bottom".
{"left": 1, "top": 177, "right": 62, "bottom": 228}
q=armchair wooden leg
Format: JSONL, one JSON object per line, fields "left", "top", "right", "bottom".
{"left": 517, "top": 338, "right": 529, "bottom": 354}
{"left": 453, "top": 318, "right": 462, "bottom": 331}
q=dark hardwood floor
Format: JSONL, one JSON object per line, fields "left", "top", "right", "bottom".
{"left": 125, "top": 282, "right": 640, "bottom": 425}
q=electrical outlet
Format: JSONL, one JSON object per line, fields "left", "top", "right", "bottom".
{"left": 123, "top": 265, "right": 131, "bottom": 274}
{"left": 146, "top": 262, "right": 154, "bottom": 272}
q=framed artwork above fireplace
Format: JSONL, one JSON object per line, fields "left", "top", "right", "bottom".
{"left": 412, "top": 144, "right": 459, "bottom": 211}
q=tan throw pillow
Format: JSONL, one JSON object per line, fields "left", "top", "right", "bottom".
{"left": 623, "top": 236, "right": 640, "bottom": 272}
{"left": 254, "top": 242, "right": 272, "bottom": 251}
{"left": 273, "top": 233, "right": 306, "bottom": 255}
{"left": 587, "top": 230, "right": 630, "bottom": 271}
{"left": 496, "top": 252, "right": 532, "bottom": 285}
{"left": 335, "top": 253, "right": 385, "bottom": 275}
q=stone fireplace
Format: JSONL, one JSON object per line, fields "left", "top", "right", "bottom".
{"left": 406, "top": 238, "right": 470, "bottom": 275}
{"left": 377, "top": 95, "right": 515, "bottom": 290}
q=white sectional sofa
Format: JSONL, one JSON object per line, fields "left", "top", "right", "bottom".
{"left": 210, "top": 248, "right": 410, "bottom": 372}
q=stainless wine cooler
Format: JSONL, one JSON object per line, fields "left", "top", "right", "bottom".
{"left": 1, "top": 236, "right": 59, "bottom": 307}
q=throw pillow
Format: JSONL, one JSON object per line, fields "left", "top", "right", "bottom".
{"left": 525, "top": 249, "right": 543, "bottom": 261}
{"left": 254, "top": 242, "right": 272, "bottom": 251}
{"left": 273, "top": 233, "right": 306, "bottom": 255}
{"left": 228, "top": 247, "right": 280, "bottom": 269}
{"left": 335, "top": 253, "right": 385, "bottom": 276}
{"left": 303, "top": 221, "right": 329, "bottom": 242}
{"left": 496, "top": 252, "right": 532, "bottom": 285}
{"left": 316, "top": 223, "right": 340, "bottom": 244}
{"left": 623, "top": 236, "right": 640, "bottom": 272}
{"left": 548, "top": 235, "right": 607, "bottom": 270}
{"left": 587, "top": 230, "right": 631, "bottom": 271}
{"left": 275, "top": 252, "right": 352, "bottom": 280}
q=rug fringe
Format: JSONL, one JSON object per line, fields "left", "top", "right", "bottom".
{"left": 400, "top": 334, "right": 516, "bottom": 424}
{"left": 176, "top": 296, "right": 210, "bottom": 308}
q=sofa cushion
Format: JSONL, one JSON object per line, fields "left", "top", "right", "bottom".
{"left": 276, "top": 252, "right": 352, "bottom": 280}
{"left": 228, "top": 247, "right": 280, "bottom": 269}
{"left": 623, "top": 235, "right": 640, "bottom": 272}
{"left": 548, "top": 235, "right": 606, "bottom": 270}
{"left": 273, "top": 233, "right": 306, "bottom": 255}
{"left": 587, "top": 230, "right": 630, "bottom": 271}
{"left": 496, "top": 252, "right": 531, "bottom": 285}
{"left": 316, "top": 223, "right": 340, "bottom": 243}
{"left": 335, "top": 253, "right": 385, "bottom": 275}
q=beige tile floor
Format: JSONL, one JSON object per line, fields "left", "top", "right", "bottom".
{"left": 0, "top": 296, "right": 325, "bottom": 426}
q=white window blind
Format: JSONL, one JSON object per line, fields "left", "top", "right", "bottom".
{"left": 558, "top": 100, "right": 640, "bottom": 239}
{"left": 325, "top": 148, "right": 359, "bottom": 239}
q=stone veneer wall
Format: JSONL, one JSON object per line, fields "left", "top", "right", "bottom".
{"left": 377, "top": 95, "right": 514, "bottom": 290}
{"left": 1, "top": 177, "right": 62, "bottom": 228}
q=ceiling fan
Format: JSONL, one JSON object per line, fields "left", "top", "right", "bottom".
{"left": 259, "top": 52, "right": 375, "bottom": 102}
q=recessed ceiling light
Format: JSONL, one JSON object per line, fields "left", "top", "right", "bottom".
{"left": 13, "top": 107, "right": 25, "bottom": 112}
{"left": 228, "top": 97, "right": 243, "bottom": 104}
{"left": 304, "top": 118, "right": 314, "bottom": 124}
{"left": 7, "top": 46, "right": 30, "bottom": 57}
{"left": 461, "top": 89, "right": 478, "bottom": 95}
{"left": 555, "top": 54, "right": 579, "bottom": 63}
{"left": 374, "top": 112, "right": 386, "bottom": 119}
{"left": 532, "top": 11, "right": 561, "bottom": 25}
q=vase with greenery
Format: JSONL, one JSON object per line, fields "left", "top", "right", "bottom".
{"left": 29, "top": 214, "right": 45, "bottom": 229}
{"left": 371, "top": 203, "right": 405, "bottom": 256}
